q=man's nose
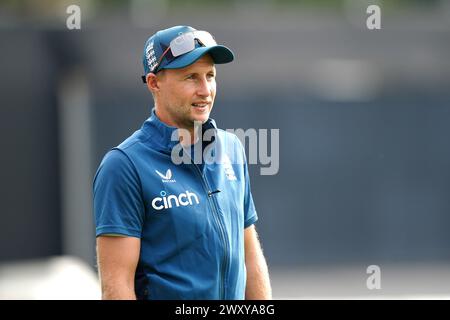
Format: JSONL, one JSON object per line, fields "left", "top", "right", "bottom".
{"left": 196, "top": 77, "right": 211, "bottom": 97}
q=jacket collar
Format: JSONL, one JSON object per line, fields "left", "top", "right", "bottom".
{"left": 142, "top": 108, "right": 217, "bottom": 153}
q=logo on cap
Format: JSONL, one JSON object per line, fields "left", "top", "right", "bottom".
{"left": 145, "top": 41, "right": 157, "bottom": 73}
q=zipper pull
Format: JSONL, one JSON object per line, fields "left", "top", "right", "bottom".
{"left": 208, "top": 189, "right": 221, "bottom": 197}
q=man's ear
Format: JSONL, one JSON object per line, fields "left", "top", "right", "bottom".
{"left": 146, "top": 73, "right": 160, "bottom": 93}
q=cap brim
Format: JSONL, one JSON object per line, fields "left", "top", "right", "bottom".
{"left": 162, "top": 45, "right": 234, "bottom": 70}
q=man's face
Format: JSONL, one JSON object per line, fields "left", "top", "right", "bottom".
{"left": 156, "top": 54, "right": 216, "bottom": 129}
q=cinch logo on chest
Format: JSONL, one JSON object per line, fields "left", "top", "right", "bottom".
{"left": 151, "top": 190, "right": 200, "bottom": 211}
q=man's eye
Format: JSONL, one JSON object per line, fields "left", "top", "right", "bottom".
{"left": 186, "top": 74, "right": 195, "bottom": 80}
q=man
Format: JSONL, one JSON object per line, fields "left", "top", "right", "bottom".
{"left": 93, "top": 25, "right": 271, "bottom": 300}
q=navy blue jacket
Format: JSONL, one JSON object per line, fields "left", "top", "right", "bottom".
{"left": 94, "top": 110, "right": 258, "bottom": 299}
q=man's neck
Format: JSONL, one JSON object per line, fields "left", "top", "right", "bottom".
{"left": 154, "top": 108, "right": 200, "bottom": 146}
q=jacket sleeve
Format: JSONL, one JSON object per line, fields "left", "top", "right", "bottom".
{"left": 93, "top": 149, "right": 145, "bottom": 238}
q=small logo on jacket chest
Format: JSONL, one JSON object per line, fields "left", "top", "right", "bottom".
{"left": 155, "top": 169, "right": 176, "bottom": 183}
{"left": 223, "top": 155, "right": 237, "bottom": 181}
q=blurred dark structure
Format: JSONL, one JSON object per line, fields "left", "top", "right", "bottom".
{"left": 1, "top": 2, "right": 450, "bottom": 269}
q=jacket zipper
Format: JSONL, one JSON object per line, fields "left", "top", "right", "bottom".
{"left": 191, "top": 163, "right": 229, "bottom": 300}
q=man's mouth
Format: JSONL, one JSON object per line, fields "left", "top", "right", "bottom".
{"left": 191, "top": 102, "right": 209, "bottom": 107}
{"left": 191, "top": 102, "right": 210, "bottom": 111}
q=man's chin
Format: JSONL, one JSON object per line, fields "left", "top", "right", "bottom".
{"left": 190, "top": 111, "right": 210, "bottom": 124}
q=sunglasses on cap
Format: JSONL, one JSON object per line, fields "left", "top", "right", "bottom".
{"left": 142, "top": 30, "right": 217, "bottom": 83}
